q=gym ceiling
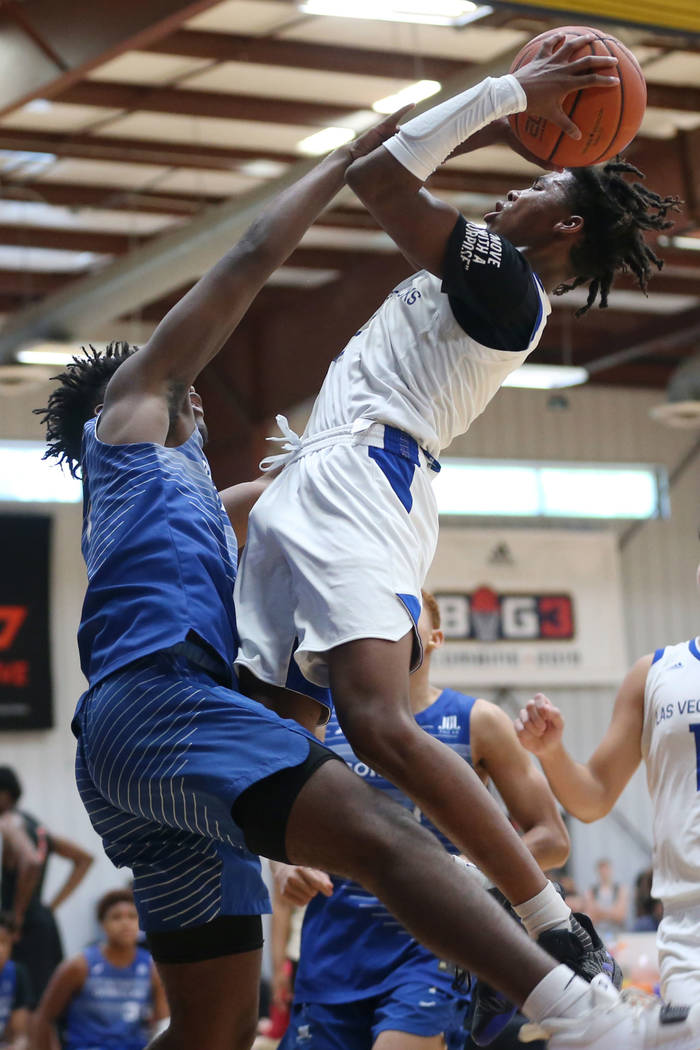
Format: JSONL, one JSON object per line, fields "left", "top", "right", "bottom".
{"left": 0, "top": 0, "right": 698, "bottom": 481}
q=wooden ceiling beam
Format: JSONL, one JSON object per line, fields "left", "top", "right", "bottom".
{"left": 0, "top": 223, "right": 148, "bottom": 254}
{"left": 148, "top": 28, "right": 471, "bottom": 82}
{"left": 60, "top": 79, "right": 355, "bottom": 127}
{"left": 57, "top": 78, "right": 679, "bottom": 135}
{"left": 0, "top": 269, "right": 72, "bottom": 294}
{"left": 0, "top": 180, "right": 216, "bottom": 215}
{"left": 0, "top": 0, "right": 222, "bottom": 118}
{"left": 0, "top": 128, "right": 298, "bottom": 169}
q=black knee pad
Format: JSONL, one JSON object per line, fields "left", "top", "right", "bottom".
{"left": 232, "top": 738, "right": 342, "bottom": 862}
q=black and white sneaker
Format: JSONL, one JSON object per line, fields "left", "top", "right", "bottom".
{"left": 537, "top": 913, "right": 622, "bottom": 989}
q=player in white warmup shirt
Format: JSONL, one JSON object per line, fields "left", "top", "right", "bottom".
{"left": 515, "top": 598, "right": 700, "bottom": 1004}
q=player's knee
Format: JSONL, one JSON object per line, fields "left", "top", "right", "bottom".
{"left": 343, "top": 706, "right": 423, "bottom": 778}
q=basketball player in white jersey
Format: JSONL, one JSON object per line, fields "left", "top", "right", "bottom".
{"left": 235, "top": 33, "right": 679, "bottom": 1034}
{"left": 515, "top": 587, "right": 700, "bottom": 1004}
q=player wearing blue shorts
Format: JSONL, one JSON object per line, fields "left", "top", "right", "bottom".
{"left": 37, "top": 61, "right": 699, "bottom": 1050}
{"left": 34, "top": 889, "right": 167, "bottom": 1050}
{"left": 275, "top": 591, "right": 567, "bottom": 1050}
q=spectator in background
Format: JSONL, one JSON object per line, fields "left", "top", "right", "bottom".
{"left": 0, "top": 767, "right": 94, "bottom": 1003}
{"left": 33, "top": 888, "right": 168, "bottom": 1050}
{"left": 584, "top": 859, "right": 629, "bottom": 944}
{"left": 0, "top": 912, "right": 30, "bottom": 1050}
{"left": 633, "top": 869, "right": 662, "bottom": 933}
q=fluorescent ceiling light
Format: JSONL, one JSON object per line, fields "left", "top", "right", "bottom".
{"left": 22, "top": 98, "right": 52, "bottom": 113}
{"left": 502, "top": 364, "right": 588, "bottom": 389}
{"left": 658, "top": 234, "right": 700, "bottom": 253}
{"left": 16, "top": 343, "right": 78, "bottom": 366}
{"left": 238, "top": 160, "right": 289, "bottom": 178}
{"left": 299, "top": 0, "right": 480, "bottom": 26}
{"left": 433, "top": 459, "right": 666, "bottom": 519}
{"left": 0, "top": 441, "right": 81, "bottom": 503}
{"left": 297, "top": 127, "right": 354, "bottom": 156}
{"left": 373, "top": 80, "right": 441, "bottom": 114}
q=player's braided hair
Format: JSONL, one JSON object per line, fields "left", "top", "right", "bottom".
{"left": 555, "top": 159, "right": 682, "bottom": 315}
{"left": 34, "top": 341, "right": 136, "bottom": 478}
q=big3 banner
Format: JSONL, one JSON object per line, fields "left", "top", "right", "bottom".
{"left": 0, "top": 515, "right": 52, "bottom": 729}
{"left": 426, "top": 528, "right": 627, "bottom": 688}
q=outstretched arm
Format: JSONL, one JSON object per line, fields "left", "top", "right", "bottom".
{"left": 345, "top": 33, "right": 618, "bottom": 276}
{"left": 472, "top": 700, "right": 570, "bottom": 871}
{"left": 97, "top": 108, "right": 410, "bottom": 450}
{"left": 515, "top": 655, "right": 650, "bottom": 822}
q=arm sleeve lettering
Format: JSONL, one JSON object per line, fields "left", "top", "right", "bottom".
{"left": 441, "top": 215, "right": 542, "bottom": 352}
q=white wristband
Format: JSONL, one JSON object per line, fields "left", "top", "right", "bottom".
{"left": 383, "top": 74, "right": 527, "bottom": 182}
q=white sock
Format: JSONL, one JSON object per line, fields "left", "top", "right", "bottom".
{"left": 514, "top": 881, "right": 572, "bottom": 938}
{"left": 383, "top": 75, "right": 526, "bottom": 182}
{"left": 522, "top": 965, "right": 592, "bottom": 1024}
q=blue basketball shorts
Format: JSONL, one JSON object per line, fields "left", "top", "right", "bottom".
{"left": 73, "top": 646, "right": 326, "bottom": 932}
{"left": 279, "top": 983, "right": 469, "bottom": 1050}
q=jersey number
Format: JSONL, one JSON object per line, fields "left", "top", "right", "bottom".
{"left": 690, "top": 723, "right": 700, "bottom": 791}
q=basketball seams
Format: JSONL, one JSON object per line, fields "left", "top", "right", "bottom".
{"left": 547, "top": 35, "right": 594, "bottom": 165}
{"left": 508, "top": 26, "right": 645, "bottom": 168}
{"left": 587, "top": 34, "right": 623, "bottom": 165}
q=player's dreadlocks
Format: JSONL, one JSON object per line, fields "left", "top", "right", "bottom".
{"left": 556, "top": 158, "right": 682, "bottom": 315}
{"left": 34, "top": 341, "right": 136, "bottom": 478}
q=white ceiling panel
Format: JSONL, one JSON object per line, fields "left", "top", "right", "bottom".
{"left": 95, "top": 111, "right": 314, "bottom": 152}
{"left": 0, "top": 103, "right": 122, "bottom": 133}
{"left": 554, "top": 287, "right": 700, "bottom": 314}
{"left": 88, "top": 51, "right": 213, "bottom": 85}
{"left": 445, "top": 145, "right": 542, "bottom": 176}
{"left": 267, "top": 265, "right": 340, "bottom": 287}
{"left": 181, "top": 60, "right": 413, "bottom": 108}
{"left": 299, "top": 226, "right": 398, "bottom": 251}
{"left": 280, "top": 20, "right": 528, "bottom": 62}
{"left": 643, "top": 51, "right": 700, "bottom": 87}
{"left": 33, "top": 158, "right": 172, "bottom": 190}
{"left": 0, "top": 245, "right": 108, "bottom": 272}
{"left": 0, "top": 199, "right": 180, "bottom": 234}
{"left": 186, "top": 1, "right": 301, "bottom": 35}
{"left": 155, "top": 167, "right": 263, "bottom": 196}
{"left": 640, "top": 107, "right": 700, "bottom": 138}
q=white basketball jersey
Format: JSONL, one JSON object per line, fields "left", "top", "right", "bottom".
{"left": 642, "top": 639, "right": 700, "bottom": 909}
{"left": 304, "top": 268, "right": 550, "bottom": 459}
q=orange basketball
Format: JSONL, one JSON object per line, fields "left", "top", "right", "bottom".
{"left": 509, "top": 26, "right": 647, "bottom": 167}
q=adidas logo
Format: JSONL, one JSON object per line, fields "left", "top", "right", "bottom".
{"left": 668, "top": 661, "right": 683, "bottom": 671}
{"left": 440, "top": 715, "right": 458, "bottom": 731}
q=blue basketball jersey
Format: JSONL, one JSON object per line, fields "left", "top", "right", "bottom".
{"left": 294, "top": 689, "right": 476, "bottom": 1004}
{"left": 78, "top": 417, "right": 239, "bottom": 688}
{"left": 62, "top": 945, "right": 153, "bottom": 1050}
{"left": 0, "top": 959, "right": 17, "bottom": 1034}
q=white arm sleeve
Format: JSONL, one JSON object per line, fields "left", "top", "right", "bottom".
{"left": 383, "top": 74, "right": 527, "bottom": 183}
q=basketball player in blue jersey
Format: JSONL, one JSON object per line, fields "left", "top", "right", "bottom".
{"left": 37, "top": 46, "right": 699, "bottom": 1050}
{"left": 0, "top": 913, "right": 30, "bottom": 1050}
{"left": 274, "top": 589, "right": 568, "bottom": 1050}
{"left": 33, "top": 889, "right": 168, "bottom": 1050}
{"left": 234, "top": 32, "right": 683, "bottom": 1050}
{"left": 515, "top": 576, "right": 700, "bottom": 1007}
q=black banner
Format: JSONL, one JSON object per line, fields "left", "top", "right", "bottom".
{"left": 0, "top": 515, "right": 53, "bottom": 730}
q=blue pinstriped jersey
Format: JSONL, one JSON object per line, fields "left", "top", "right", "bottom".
{"left": 78, "top": 418, "right": 239, "bottom": 688}
{"left": 294, "top": 689, "right": 476, "bottom": 1004}
{"left": 62, "top": 945, "right": 153, "bottom": 1050}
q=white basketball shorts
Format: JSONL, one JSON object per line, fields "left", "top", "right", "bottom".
{"left": 234, "top": 420, "right": 440, "bottom": 720}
